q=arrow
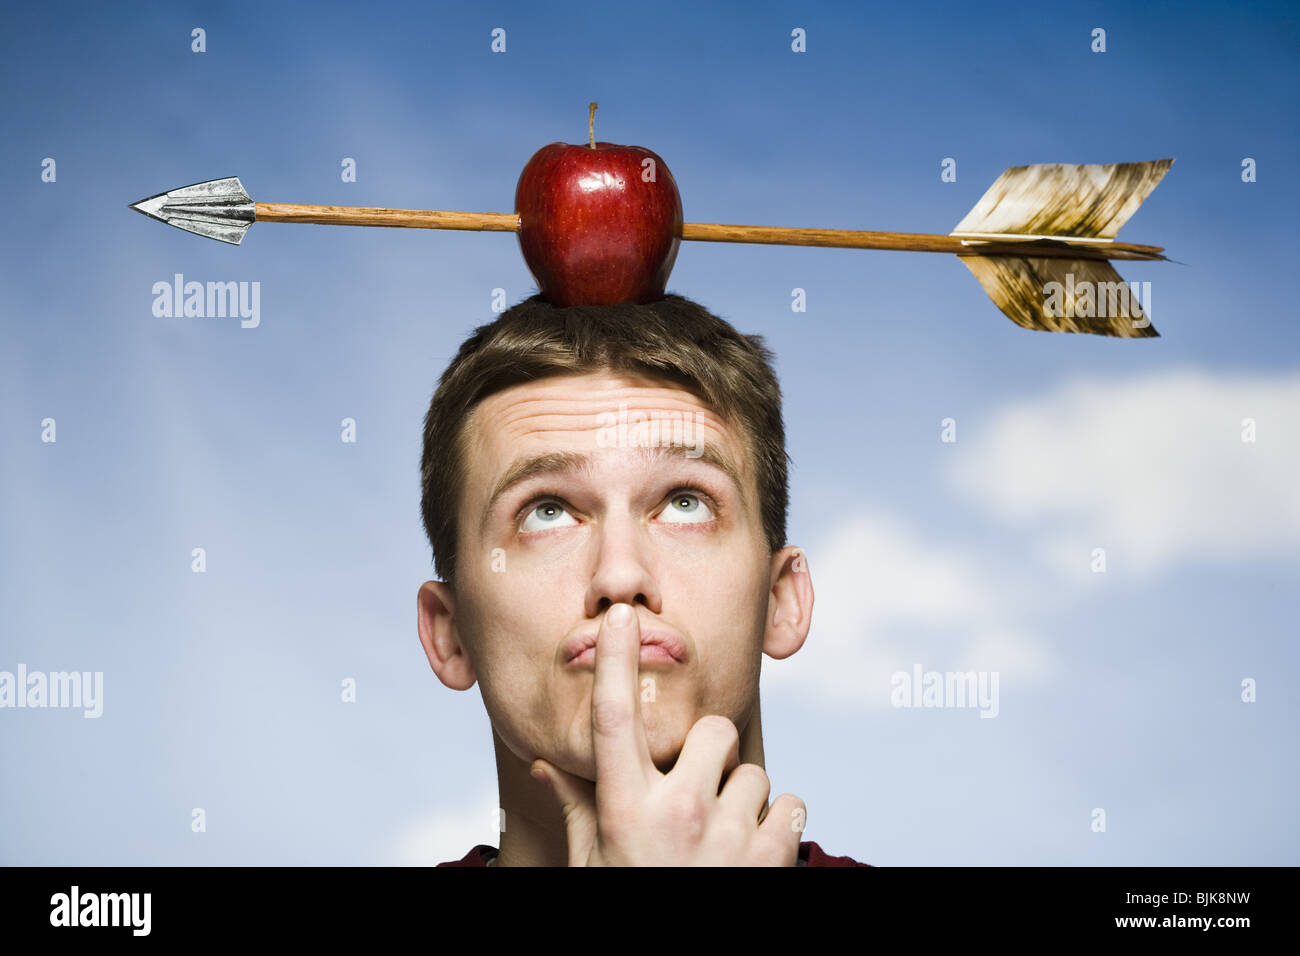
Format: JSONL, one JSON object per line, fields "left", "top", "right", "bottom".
{"left": 129, "top": 177, "right": 257, "bottom": 246}
{"left": 130, "top": 158, "right": 1173, "bottom": 337}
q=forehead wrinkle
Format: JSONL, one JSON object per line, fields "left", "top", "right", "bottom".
{"left": 489, "top": 408, "right": 605, "bottom": 437}
{"left": 482, "top": 386, "right": 729, "bottom": 428}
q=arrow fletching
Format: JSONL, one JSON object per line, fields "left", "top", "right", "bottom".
{"left": 129, "top": 177, "right": 255, "bottom": 245}
{"left": 959, "top": 255, "right": 1157, "bottom": 337}
{"left": 952, "top": 159, "right": 1173, "bottom": 336}
{"left": 952, "top": 159, "right": 1174, "bottom": 242}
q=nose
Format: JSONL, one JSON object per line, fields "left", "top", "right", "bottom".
{"left": 583, "top": 508, "right": 663, "bottom": 620}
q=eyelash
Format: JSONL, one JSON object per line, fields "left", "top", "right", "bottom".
{"left": 514, "top": 486, "right": 721, "bottom": 531}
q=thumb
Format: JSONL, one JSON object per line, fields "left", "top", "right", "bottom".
{"left": 531, "top": 758, "right": 597, "bottom": 866}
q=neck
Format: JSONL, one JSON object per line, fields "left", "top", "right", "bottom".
{"left": 492, "top": 696, "right": 767, "bottom": 867}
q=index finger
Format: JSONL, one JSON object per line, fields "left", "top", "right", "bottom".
{"left": 591, "top": 602, "right": 654, "bottom": 809}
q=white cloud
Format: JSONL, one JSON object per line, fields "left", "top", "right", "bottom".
{"left": 947, "top": 367, "right": 1300, "bottom": 577}
{"left": 763, "top": 512, "right": 1053, "bottom": 710}
{"left": 765, "top": 366, "right": 1300, "bottom": 711}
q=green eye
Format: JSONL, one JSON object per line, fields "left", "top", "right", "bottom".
{"left": 659, "top": 492, "right": 714, "bottom": 524}
{"left": 520, "top": 500, "right": 578, "bottom": 533}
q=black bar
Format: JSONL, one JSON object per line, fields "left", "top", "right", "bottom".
{"left": 0, "top": 866, "right": 1283, "bottom": 940}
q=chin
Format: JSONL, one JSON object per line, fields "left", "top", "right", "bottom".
{"left": 643, "top": 711, "right": 692, "bottom": 772}
{"left": 562, "top": 709, "right": 691, "bottom": 780}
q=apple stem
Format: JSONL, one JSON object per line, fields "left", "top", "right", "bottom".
{"left": 588, "top": 102, "right": 597, "bottom": 149}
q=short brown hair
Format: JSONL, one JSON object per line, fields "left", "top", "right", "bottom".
{"left": 420, "top": 294, "right": 789, "bottom": 586}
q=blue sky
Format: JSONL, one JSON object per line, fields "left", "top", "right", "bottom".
{"left": 1, "top": 0, "right": 1296, "bottom": 865}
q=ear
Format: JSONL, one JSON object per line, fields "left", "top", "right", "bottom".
{"left": 762, "top": 546, "right": 813, "bottom": 660}
{"left": 417, "top": 580, "right": 477, "bottom": 690}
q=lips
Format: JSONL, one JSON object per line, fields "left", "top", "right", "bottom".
{"left": 563, "top": 627, "right": 687, "bottom": 665}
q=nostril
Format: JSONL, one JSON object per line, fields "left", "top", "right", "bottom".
{"left": 596, "top": 594, "right": 646, "bottom": 613}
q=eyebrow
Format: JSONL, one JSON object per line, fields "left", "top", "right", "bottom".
{"left": 481, "top": 442, "right": 744, "bottom": 529}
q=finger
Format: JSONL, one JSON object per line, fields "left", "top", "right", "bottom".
{"left": 757, "top": 792, "right": 807, "bottom": 863}
{"left": 670, "top": 714, "right": 741, "bottom": 796}
{"left": 532, "top": 758, "right": 597, "bottom": 867}
{"left": 717, "top": 763, "right": 770, "bottom": 822}
{"left": 591, "top": 603, "right": 653, "bottom": 813}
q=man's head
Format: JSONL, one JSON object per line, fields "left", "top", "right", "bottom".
{"left": 416, "top": 294, "right": 812, "bottom": 781}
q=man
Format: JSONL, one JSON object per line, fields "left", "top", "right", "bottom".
{"left": 418, "top": 293, "right": 869, "bottom": 867}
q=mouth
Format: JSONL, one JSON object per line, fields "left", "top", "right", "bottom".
{"left": 563, "top": 629, "right": 688, "bottom": 666}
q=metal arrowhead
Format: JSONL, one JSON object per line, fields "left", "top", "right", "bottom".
{"left": 129, "top": 176, "right": 256, "bottom": 245}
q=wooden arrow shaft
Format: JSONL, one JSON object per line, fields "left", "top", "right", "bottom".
{"left": 254, "top": 202, "right": 520, "bottom": 231}
{"left": 253, "top": 202, "right": 1165, "bottom": 261}
{"left": 680, "top": 222, "right": 1164, "bottom": 260}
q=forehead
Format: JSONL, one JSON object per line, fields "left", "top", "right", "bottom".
{"left": 461, "top": 370, "right": 752, "bottom": 524}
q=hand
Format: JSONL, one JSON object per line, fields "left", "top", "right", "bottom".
{"left": 531, "top": 602, "right": 806, "bottom": 866}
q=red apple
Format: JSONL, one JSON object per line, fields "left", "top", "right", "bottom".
{"left": 515, "top": 105, "right": 682, "bottom": 306}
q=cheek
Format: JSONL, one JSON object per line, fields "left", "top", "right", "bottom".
{"left": 681, "top": 569, "right": 768, "bottom": 706}
{"left": 696, "top": 636, "right": 759, "bottom": 709}
{"left": 466, "top": 553, "right": 566, "bottom": 643}
{"left": 495, "top": 524, "right": 592, "bottom": 579}
{"left": 458, "top": 572, "right": 583, "bottom": 734}
{"left": 668, "top": 546, "right": 768, "bottom": 634}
